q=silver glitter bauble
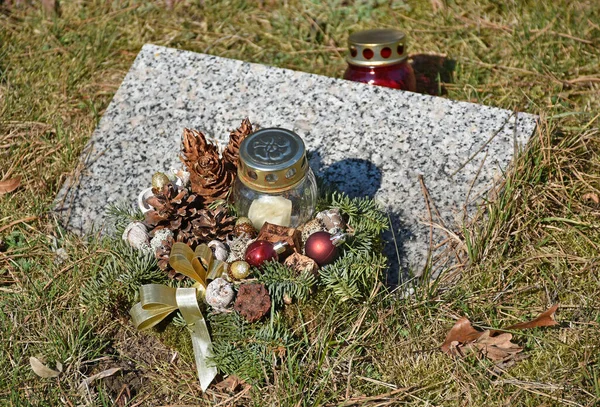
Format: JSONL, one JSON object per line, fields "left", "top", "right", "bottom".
{"left": 205, "top": 278, "right": 235, "bottom": 312}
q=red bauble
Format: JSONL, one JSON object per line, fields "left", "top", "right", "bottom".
{"left": 305, "top": 231, "right": 338, "bottom": 266}
{"left": 245, "top": 240, "right": 278, "bottom": 268}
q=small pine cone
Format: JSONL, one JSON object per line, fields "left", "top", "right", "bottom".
{"left": 154, "top": 235, "right": 186, "bottom": 280}
{"left": 223, "top": 118, "right": 253, "bottom": 171}
{"left": 191, "top": 206, "right": 236, "bottom": 242}
{"left": 234, "top": 283, "right": 271, "bottom": 323}
{"left": 180, "top": 128, "right": 235, "bottom": 204}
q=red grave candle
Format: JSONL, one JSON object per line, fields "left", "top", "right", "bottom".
{"left": 343, "top": 29, "right": 416, "bottom": 92}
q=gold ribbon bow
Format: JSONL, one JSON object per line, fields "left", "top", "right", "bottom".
{"left": 130, "top": 243, "right": 226, "bottom": 392}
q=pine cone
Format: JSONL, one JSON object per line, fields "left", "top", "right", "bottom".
{"left": 191, "top": 206, "right": 236, "bottom": 242}
{"left": 180, "top": 128, "right": 234, "bottom": 204}
{"left": 234, "top": 283, "right": 271, "bottom": 322}
{"left": 154, "top": 235, "right": 186, "bottom": 280}
{"left": 223, "top": 118, "right": 253, "bottom": 171}
{"left": 145, "top": 182, "right": 204, "bottom": 246}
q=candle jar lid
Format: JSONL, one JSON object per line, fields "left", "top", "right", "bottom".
{"left": 238, "top": 128, "right": 308, "bottom": 193}
{"left": 347, "top": 28, "right": 407, "bottom": 67}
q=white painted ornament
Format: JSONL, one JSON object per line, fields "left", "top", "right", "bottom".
{"left": 138, "top": 187, "right": 154, "bottom": 214}
{"left": 122, "top": 222, "right": 151, "bottom": 253}
{"left": 205, "top": 278, "right": 235, "bottom": 312}
{"left": 207, "top": 240, "right": 229, "bottom": 262}
{"left": 247, "top": 195, "right": 292, "bottom": 230}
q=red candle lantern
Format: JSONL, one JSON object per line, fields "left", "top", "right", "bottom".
{"left": 343, "top": 29, "right": 416, "bottom": 92}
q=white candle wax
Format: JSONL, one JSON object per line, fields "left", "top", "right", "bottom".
{"left": 247, "top": 195, "right": 292, "bottom": 230}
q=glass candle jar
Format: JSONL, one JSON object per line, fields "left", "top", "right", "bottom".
{"left": 343, "top": 28, "right": 416, "bottom": 92}
{"left": 232, "top": 128, "right": 318, "bottom": 230}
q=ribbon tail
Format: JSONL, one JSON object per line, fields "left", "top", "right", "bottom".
{"left": 176, "top": 287, "right": 217, "bottom": 392}
{"left": 191, "top": 318, "right": 218, "bottom": 392}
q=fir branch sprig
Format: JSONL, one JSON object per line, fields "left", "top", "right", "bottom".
{"left": 209, "top": 312, "right": 292, "bottom": 383}
{"left": 324, "top": 192, "right": 389, "bottom": 236}
{"left": 255, "top": 260, "right": 317, "bottom": 306}
{"left": 319, "top": 251, "right": 388, "bottom": 302}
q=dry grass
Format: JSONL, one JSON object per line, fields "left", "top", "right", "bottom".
{"left": 1, "top": 0, "right": 599, "bottom": 405}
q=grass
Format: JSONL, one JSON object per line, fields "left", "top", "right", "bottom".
{"left": 1, "top": 0, "right": 599, "bottom": 405}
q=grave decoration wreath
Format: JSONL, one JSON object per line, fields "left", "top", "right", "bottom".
{"left": 109, "top": 119, "right": 389, "bottom": 391}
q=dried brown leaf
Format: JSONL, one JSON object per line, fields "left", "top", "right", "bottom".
{"left": 214, "top": 375, "right": 244, "bottom": 393}
{"left": 78, "top": 367, "right": 123, "bottom": 390}
{"left": 467, "top": 331, "right": 523, "bottom": 361}
{"left": 502, "top": 304, "right": 559, "bottom": 331}
{"left": 440, "top": 317, "right": 483, "bottom": 355}
{"left": 582, "top": 192, "right": 600, "bottom": 205}
{"left": 30, "top": 357, "right": 61, "bottom": 378}
{"left": 0, "top": 176, "right": 21, "bottom": 194}
{"left": 441, "top": 305, "right": 559, "bottom": 361}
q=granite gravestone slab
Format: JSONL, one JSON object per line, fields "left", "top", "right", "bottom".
{"left": 55, "top": 44, "right": 537, "bottom": 281}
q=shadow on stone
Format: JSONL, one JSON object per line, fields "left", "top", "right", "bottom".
{"left": 309, "top": 150, "right": 409, "bottom": 286}
{"left": 410, "top": 53, "right": 456, "bottom": 96}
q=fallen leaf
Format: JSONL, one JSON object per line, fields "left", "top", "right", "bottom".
{"left": 440, "top": 317, "right": 483, "bottom": 355}
{"left": 0, "top": 177, "right": 21, "bottom": 195}
{"left": 582, "top": 192, "right": 599, "bottom": 205}
{"left": 468, "top": 331, "right": 523, "bottom": 361}
{"left": 30, "top": 357, "right": 61, "bottom": 378}
{"left": 502, "top": 304, "right": 559, "bottom": 331}
{"left": 78, "top": 367, "right": 122, "bottom": 390}
{"left": 214, "top": 375, "right": 244, "bottom": 393}
{"left": 441, "top": 305, "right": 559, "bottom": 361}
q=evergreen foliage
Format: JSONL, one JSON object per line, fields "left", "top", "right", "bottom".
{"left": 209, "top": 312, "right": 292, "bottom": 383}
{"left": 255, "top": 260, "right": 317, "bottom": 306}
{"left": 319, "top": 191, "right": 389, "bottom": 253}
{"left": 80, "top": 207, "right": 166, "bottom": 313}
{"left": 319, "top": 251, "right": 387, "bottom": 302}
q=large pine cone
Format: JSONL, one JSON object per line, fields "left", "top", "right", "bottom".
{"left": 222, "top": 118, "right": 253, "bottom": 171}
{"left": 234, "top": 283, "right": 271, "bottom": 323}
{"left": 191, "top": 206, "right": 236, "bottom": 242}
{"left": 180, "top": 128, "right": 234, "bottom": 204}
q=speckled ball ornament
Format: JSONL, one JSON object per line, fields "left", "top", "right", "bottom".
{"left": 316, "top": 208, "right": 346, "bottom": 233}
{"left": 228, "top": 260, "right": 251, "bottom": 280}
{"left": 207, "top": 240, "right": 229, "bottom": 262}
{"left": 234, "top": 217, "right": 258, "bottom": 239}
{"left": 151, "top": 172, "right": 171, "bottom": 190}
{"left": 122, "top": 222, "right": 151, "bottom": 253}
{"left": 299, "top": 218, "right": 327, "bottom": 243}
{"left": 150, "top": 229, "right": 174, "bottom": 252}
{"left": 226, "top": 235, "right": 254, "bottom": 263}
{"left": 205, "top": 278, "right": 235, "bottom": 312}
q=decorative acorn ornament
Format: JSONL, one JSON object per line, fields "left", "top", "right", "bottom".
{"left": 304, "top": 231, "right": 347, "bottom": 266}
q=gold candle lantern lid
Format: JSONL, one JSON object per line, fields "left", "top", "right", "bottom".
{"left": 238, "top": 128, "right": 308, "bottom": 193}
{"left": 347, "top": 28, "right": 408, "bottom": 67}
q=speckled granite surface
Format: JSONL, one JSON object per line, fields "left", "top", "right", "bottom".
{"left": 55, "top": 44, "right": 537, "bottom": 281}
